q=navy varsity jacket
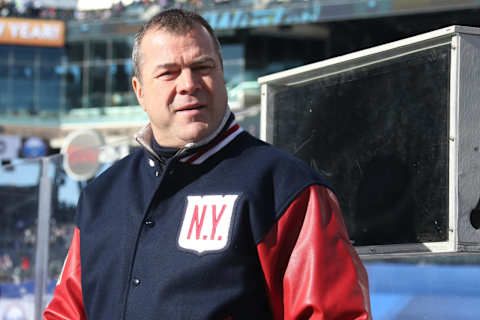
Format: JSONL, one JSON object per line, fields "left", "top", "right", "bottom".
{"left": 44, "top": 110, "right": 371, "bottom": 319}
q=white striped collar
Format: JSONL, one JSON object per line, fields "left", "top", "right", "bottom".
{"left": 179, "top": 121, "right": 243, "bottom": 165}
{"left": 134, "top": 107, "right": 244, "bottom": 165}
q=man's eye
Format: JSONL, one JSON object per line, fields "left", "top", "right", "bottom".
{"left": 158, "top": 70, "right": 178, "bottom": 78}
{"left": 194, "top": 65, "right": 214, "bottom": 73}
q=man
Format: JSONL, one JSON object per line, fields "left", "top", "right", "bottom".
{"left": 44, "top": 9, "right": 371, "bottom": 320}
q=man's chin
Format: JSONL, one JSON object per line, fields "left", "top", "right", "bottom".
{"left": 180, "top": 124, "right": 211, "bottom": 144}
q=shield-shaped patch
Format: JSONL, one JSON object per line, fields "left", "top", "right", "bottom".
{"left": 178, "top": 195, "right": 239, "bottom": 254}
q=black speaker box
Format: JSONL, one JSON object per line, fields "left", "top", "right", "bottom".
{"left": 259, "top": 26, "right": 480, "bottom": 256}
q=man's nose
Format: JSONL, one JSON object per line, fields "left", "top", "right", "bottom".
{"left": 177, "top": 68, "right": 200, "bottom": 94}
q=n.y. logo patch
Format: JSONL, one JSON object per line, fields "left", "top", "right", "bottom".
{"left": 178, "top": 195, "right": 238, "bottom": 254}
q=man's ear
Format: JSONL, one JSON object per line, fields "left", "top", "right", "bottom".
{"left": 132, "top": 76, "right": 145, "bottom": 110}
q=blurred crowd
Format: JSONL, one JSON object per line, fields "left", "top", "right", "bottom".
{"left": 0, "top": 0, "right": 237, "bottom": 21}
{"left": 0, "top": 222, "right": 74, "bottom": 284}
{"left": 0, "top": 0, "right": 300, "bottom": 22}
{"left": 0, "top": 0, "right": 62, "bottom": 19}
{"left": 72, "top": 0, "right": 193, "bottom": 22}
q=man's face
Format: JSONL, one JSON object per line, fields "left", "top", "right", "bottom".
{"left": 132, "top": 24, "right": 227, "bottom": 148}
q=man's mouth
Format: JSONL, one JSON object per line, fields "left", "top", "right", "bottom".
{"left": 175, "top": 104, "right": 206, "bottom": 112}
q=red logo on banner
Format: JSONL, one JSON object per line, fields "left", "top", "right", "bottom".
{"left": 61, "top": 130, "right": 103, "bottom": 181}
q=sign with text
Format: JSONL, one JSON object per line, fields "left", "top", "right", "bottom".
{"left": 0, "top": 18, "right": 65, "bottom": 47}
{"left": 0, "top": 135, "right": 21, "bottom": 161}
{"left": 61, "top": 130, "right": 104, "bottom": 181}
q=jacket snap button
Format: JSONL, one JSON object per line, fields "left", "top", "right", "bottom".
{"left": 144, "top": 218, "right": 155, "bottom": 228}
{"left": 132, "top": 278, "right": 141, "bottom": 286}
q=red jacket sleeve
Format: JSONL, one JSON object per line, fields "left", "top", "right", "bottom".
{"left": 43, "top": 227, "right": 87, "bottom": 320}
{"left": 257, "top": 185, "right": 371, "bottom": 320}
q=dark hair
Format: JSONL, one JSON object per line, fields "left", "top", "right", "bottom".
{"left": 132, "top": 9, "right": 222, "bottom": 82}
